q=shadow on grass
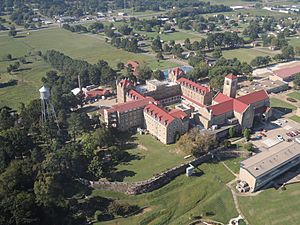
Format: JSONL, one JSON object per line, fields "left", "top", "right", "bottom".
{"left": 272, "top": 107, "right": 293, "bottom": 115}
{"left": 109, "top": 169, "right": 137, "bottom": 182}
{"left": 0, "top": 79, "right": 18, "bottom": 88}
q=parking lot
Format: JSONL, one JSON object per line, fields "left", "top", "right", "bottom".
{"left": 252, "top": 118, "right": 300, "bottom": 151}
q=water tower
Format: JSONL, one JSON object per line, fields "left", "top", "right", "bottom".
{"left": 39, "top": 86, "right": 59, "bottom": 128}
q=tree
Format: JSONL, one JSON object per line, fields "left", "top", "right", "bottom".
{"left": 243, "top": 142, "right": 254, "bottom": 152}
{"left": 176, "top": 128, "right": 217, "bottom": 157}
{"left": 2, "top": 54, "right": 12, "bottom": 61}
{"left": 243, "top": 128, "right": 251, "bottom": 141}
{"left": 293, "top": 73, "right": 300, "bottom": 89}
{"left": 88, "top": 156, "right": 103, "bottom": 178}
{"left": 281, "top": 45, "right": 295, "bottom": 60}
{"left": 151, "top": 36, "right": 162, "bottom": 52}
{"left": 93, "top": 127, "right": 114, "bottom": 149}
{"left": 212, "top": 47, "right": 222, "bottom": 58}
{"left": 156, "top": 52, "right": 164, "bottom": 61}
{"left": 136, "top": 63, "right": 153, "bottom": 81}
{"left": 117, "top": 62, "right": 124, "bottom": 70}
{"left": 8, "top": 29, "right": 17, "bottom": 37}
{"left": 152, "top": 70, "right": 164, "bottom": 80}
{"left": 228, "top": 127, "right": 235, "bottom": 138}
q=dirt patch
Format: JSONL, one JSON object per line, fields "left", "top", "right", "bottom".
{"left": 138, "top": 144, "right": 148, "bottom": 151}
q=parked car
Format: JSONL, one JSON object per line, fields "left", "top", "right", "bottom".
{"left": 277, "top": 135, "right": 284, "bottom": 142}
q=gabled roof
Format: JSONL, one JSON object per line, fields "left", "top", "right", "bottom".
{"left": 85, "top": 88, "right": 112, "bottom": 98}
{"left": 233, "top": 99, "right": 249, "bottom": 113}
{"left": 226, "top": 74, "right": 238, "bottom": 80}
{"left": 172, "top": 67, "right": 185, "bottom": 76}
{"left": 182, "top": 95, "right": 205, "bottom": 108}
{"left": 169, "top": 109, "right": 188, "bottom": 120}
{"left": 107, "top": 97, "right": 154, "bottom": 113}
{"left": 144, "top": 104, "right": 175, "bottom": 125}
{"left": 236, "top": 90, "right": 269, "bottom": 105}
{"left": 127, "top": 89, "right": 145, "bottom": 100}
{"left": 177, "top": 77, "right": 210, "bottom": 94}
{"left": 207, "top": 99, "right": 234, "bottom": 116}
{"left": 119, "top": 79, "right": 133, "bottom": 88}
{"left": 213, "top": 92, "right": 232, "bottom": 104}
{"left": 126, "top": 60, "right": 139, "bottom": 70}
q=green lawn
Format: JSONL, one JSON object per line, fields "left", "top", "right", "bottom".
{"left": 287, "top": 36, "right": 300, "bottom": 49}
{"left": 0, "top": 59, "right": 51, "bottom": 109}
{"left": 93, "top": 160, "right": 237, "bottom": 225}
{"left": 239, "top": 183, "right": 300, "bottom": 225}
{"left": 222, "top": 47, "right": 278, "bottom": 63}
{"left": 270, "top": 97, "right": 297, "bottom": 113}
{"left": 223, "top": 157, "right": 244, "bottom": 174}
{"left": 290, "top": 115, "right": 300, "bottom": 123}
{"left": 0, "top": 28, "right": 179, "bottom": 109}
{"left": 0, "top": 28, "right": 178, "bottom": 69}
{"left": 115, "top": 134, "right": 185, "bottom": 182}
{"left": 137, "top": 30, "right": 200, "bottom": 42}
{"left": 288, "top": 91, "right": 300, "bottom": 101}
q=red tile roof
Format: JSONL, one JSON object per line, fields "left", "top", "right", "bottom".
{"left": 207, "top": 99, "right": 234, "bottom": 116}
{"left": 169, "top": 109, "right": 188, "bottom": 120}
{"left": 127, "top": 89, "right": 145, "bottom": 100}
{"left": 273, "top": 65, "right": 300, "bottom": 79}
{"left": 126, "top": 60, "right": 139, "bottom": 71}
{"left": 177, "top": 77, "right": 210, "bottom": 94}
{"left": 226, "top": 74, "right": 237, "bottom": 80}
{"left": 107, "top": 97, "right": 154, "bottom": 113}
{"left": 85, "top": 88, "right": 112, "bottom": 98}
{"left": 213, "top": 92, "right": 232, "bottom": 104}
{"left": 233, "top": 99, "right": 249, "bottom": 113}
{"left": 171, "top": 67, "right": 185, "bottom": 76}
{"left": 119, "top": 79, "right": 133, "bottom": 88}
{"left": 144, "top": 104, "right": 175, "bottom": 125}
{"left": 236, "top": 90, "right": 269, "bottom": 105}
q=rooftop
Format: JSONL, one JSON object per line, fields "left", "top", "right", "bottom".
{"left": 144, "top": 103, "right": 175, "bottom": 125}
{"left": 177, "top": 77, "right": 210, "bottom": 94}
{"left": 236, "top": 90, "right": 269, "bottom": 105}
{"left": 169, "top": 109, "right": 188, "bottom": 120}
{"left": 273, "top": 65, "right": 300, "bottom": 79}
{"left": 107, "top": 97, "right": 154, "bottom": 113}
{"left": 241, "top": 142, "right": 300, "bottom": 178}
{"left": 213, "top": 92, "right": 232, "bottom": 104}
{"left": 238, "top": 79, "right": 287, "bottom": 95}
{"left": 127, "top": 89, "right": 145, "bottom": 100}
{"left": 226, "top": 74, "right": 238, "bottom": 80}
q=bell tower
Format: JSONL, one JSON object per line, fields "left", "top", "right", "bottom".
{"left": 223, "top": 74, "right": 238, "bottom": 98}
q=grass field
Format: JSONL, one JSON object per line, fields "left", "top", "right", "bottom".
{"left": 270, "top": 97, "right": 297, "bottom": 113}
{"left": 221, "top": 47, "right": 278, "bottom": 63}
{"left": 0, "top": 59, "right": 51, "bottom": 109}
{"left": 0, "top": 28, "right": 179, "bottom": 109}
{"left": 114, "top": 134, "right": 185, "bottom": 182}
{"left": 239, "top": 183, "right": 300, "bottom": 225}
{"left": 290, "top": 115, "right": 300, "bottom": 123}
{"left": 0, "top": 28, "right": 178, "bottom": 69}
{"left": 288, "top": 91, "right": 300, "bottom": 101}
{"left": 93, "top": 160, "right": 237, "bottom": 225}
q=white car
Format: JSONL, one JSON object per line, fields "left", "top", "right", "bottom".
{"left": 277, "top": 135, "right": 284, "bottom": 142}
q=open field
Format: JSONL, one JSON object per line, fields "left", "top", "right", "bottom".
{"left": 0, "top": 28, "right": 179, "bottom": 109}
{"left": 270, "top": 97, "right": 297, "bottom": 112}
{"left": 115, "top": 134, "right": 185, "bottom": 182}
{"left": 0, "top": 59, "right": 51, "bottom": 109}
{"left": 93, "top": 160, "right": 237, "bottom": 225}
{"left": 288, "top": 91, "right": 300, "bottom": 101}
{"left": 290, "top": 115, "right": 300, "bottom": 123}
{"left": 222, "top": 47, "right": 278, "bottom": 63}
{"left": 0, "top": 28, "right": 178, "bottom": 69}
{"left": 287, "top": 36, "right": 300, "bottom": 49}
{"left": 239, "top": 183, "right": 300, "bottom": 225}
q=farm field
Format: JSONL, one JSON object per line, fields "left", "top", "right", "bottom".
{"left": 93, "top": 160, "right": 237, "bottom": 225}
{"left": 239, "top": 183, "right": 300, "bottom": 225}
{"left": 114, "top": 134, "right": 185, "bottom": 182}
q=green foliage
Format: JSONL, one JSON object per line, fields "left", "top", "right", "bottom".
{"left": 243, "top": 128, "right": 251, "bottom": 141}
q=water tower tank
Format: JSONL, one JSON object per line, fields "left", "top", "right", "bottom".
{"left": 39, "top": 86, "right": 50, "bottom": 100}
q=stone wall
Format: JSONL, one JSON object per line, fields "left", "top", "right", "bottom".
{"left": 91, "top": 148, "right": 249, "bottom": 195}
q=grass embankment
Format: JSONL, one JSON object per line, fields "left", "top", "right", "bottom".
{"left": 239, "top": 183, "right": 300, "bottom": 225}
{"left": 93, "top": 160, "right": 237, "bottom": 225}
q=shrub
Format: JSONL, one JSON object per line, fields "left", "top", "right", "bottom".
{"left": 94, "top": 210, "right": 103, "bottom": 221}
{"left": 287, "top": 97, "right": 297, "bottom": 102}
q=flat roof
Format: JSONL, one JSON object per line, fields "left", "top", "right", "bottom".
{"left": 241, "top": 142, "right": 300, "bottom": 178}
{"left": 238, "top": 79, "right": 287, "bottom": 95}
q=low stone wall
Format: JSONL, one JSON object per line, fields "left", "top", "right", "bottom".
{"left": 91, "top": 147, "right": 246, "bottom": 195}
